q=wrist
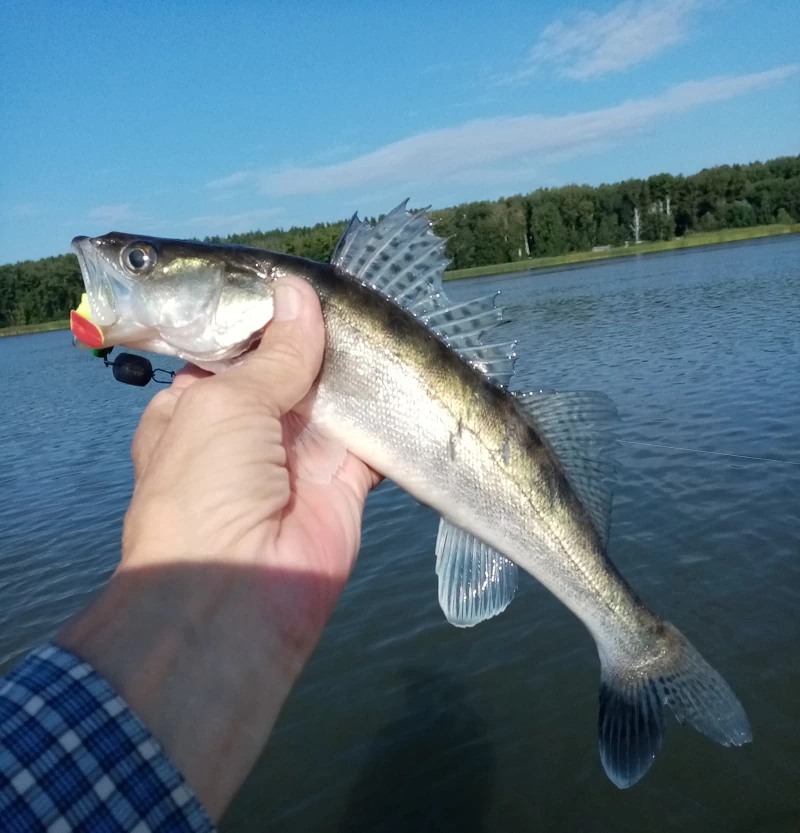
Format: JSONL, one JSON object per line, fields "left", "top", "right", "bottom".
{"left": 56, "top": 561, "right": 309, "bottom": 819}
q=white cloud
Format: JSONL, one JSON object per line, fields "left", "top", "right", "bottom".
{"left": 208, "top": 65, "right": 796, "bottom": 199}
{"left": 503, "top": 0, "right": 709, "bottom": 83}
{"left": 87, "top": 203, "right": 138, "bottom": 225}
{"left": 181, "top": 208, "right": 283, "bottom": 234}
{"left": 205, "top": 170, "right": 257, "bottom": 190}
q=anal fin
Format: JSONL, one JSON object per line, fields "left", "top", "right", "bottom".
{"left": 435, "top": 518, "right": 518, "bottom": 627}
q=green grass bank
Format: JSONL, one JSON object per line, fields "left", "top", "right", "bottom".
{"left": 444, "top": 223, "right": 800, "bottom": 280}
{"left": 0, "top": 320, "right": 70, "bottom": 338}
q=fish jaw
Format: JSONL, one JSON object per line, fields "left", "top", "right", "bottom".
{"left": 70, "top": 236, "right": 158, "bottom": 349}
{"left": 71, "top": 236, "right": 117, "bottom": 326}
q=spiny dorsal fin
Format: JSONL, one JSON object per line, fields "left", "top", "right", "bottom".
{"left": 331, "top": 202, "right": 517, "bottom": 388}
{"left": 435, "top": 518, "right": 518, "bottom": 627}
{"left": 516, "top": 390, "right": 620, "bottom": 547}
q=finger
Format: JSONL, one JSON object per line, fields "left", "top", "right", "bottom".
{"left": 336, "top": 453, "right": 384, "bottom": 504}
{"left": 131, "top": 389, "right": 181, "bottom": 478}
{"left": 225, "top": 276, "right": 325, "bottom": 417}
{"left": 174, "top": 363, "right": 213, "bottom": 384}
{"left": 131, "top": 368, "right": 209, "bottom": 478}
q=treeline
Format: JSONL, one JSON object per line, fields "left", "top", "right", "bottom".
{"left": 2, "top": 155, "right": 798, "bottom": 327}
{"left": 0, "top": 254, "right": 84, "bottom": 329}
{"left": 432, "top": 154, "right": 799, "bottom": 268}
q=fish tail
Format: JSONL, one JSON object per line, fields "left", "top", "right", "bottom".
{"left": 597, "top": 620, "right": 751, "bottom": 788}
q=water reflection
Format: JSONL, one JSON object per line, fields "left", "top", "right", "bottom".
{"left": 340, "top": 669, "right": 494, "bottom": 833}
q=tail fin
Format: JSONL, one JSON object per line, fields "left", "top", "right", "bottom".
{"left": 598, "top": 622, "right": 751, "bottom": 788}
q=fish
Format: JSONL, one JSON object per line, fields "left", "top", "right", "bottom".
{"left": 70, "top": 202, "right": 751, "bottom": 787}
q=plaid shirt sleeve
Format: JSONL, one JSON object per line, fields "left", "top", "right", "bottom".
{"left": 0, "top": 644, "right": 215, "bottom": 832}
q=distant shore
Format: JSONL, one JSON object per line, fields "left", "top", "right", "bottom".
{"left": 444, "top": 223, "right": 800, "bottom": 280}
{"left": 2, "top": 224, "right": 798, "bottom": 337}
{"left": 0, "top": 320, "right": 69, "bottom": 338}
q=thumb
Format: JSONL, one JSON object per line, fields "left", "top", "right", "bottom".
{"left": 226, "top": 275, "right": 326, "bottom": 416}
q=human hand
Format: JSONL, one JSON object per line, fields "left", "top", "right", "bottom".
{"left": 58, "top": 276, "right": 380, "bottom": 819}
{"left": 124, "top": 275, "right": 380, "bottom": 648}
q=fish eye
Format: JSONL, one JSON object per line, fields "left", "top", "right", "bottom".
{"left": 121, "top": 242, "right": 157, "bottom": 275}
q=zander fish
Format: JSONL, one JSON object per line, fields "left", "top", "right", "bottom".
{"left": 70, "top": 203, "right": 751, "bottom": 787}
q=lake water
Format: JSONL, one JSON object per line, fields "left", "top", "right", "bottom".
{"left": 1, "top": 236, "right": 799, "bottom": 832}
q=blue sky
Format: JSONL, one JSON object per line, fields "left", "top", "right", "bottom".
{"left": 1, "top": 0, "right": 798, "bottom": 264}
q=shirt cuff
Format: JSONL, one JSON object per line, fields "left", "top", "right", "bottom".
{"left": 0, "top": 643, "right": 215, "bottom": 832}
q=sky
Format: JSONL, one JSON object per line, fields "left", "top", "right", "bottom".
{"left": 0, "top": 0, "right": 798, "bottom": 264}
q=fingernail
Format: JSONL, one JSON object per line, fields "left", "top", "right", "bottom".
{"left": 274, "top": 280, "right": 303, "bottom": 321}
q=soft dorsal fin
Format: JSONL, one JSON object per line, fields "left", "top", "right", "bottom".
{"left": 516, "top": 390, "right": 620, "bottom": 546}
{"left": 331, "top": 202, "right": 517, "bottom": 388}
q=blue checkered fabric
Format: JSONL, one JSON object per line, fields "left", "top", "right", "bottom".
{"left": 0, "top": 644, "right": 215, "bottom": 832}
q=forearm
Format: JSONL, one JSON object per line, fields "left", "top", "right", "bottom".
{"left": 56, "top": 562, "right": 310, "bottom": 821}
{"left": 48, "top": 276, "right": 369, "bottom": 821}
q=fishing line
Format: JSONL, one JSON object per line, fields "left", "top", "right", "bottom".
{"left": 618, "top": 439, "right": 800, "bottom": 467}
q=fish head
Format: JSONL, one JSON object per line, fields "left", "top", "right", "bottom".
{"left": 71, "top": 233, "right": 275, "bottom": 368}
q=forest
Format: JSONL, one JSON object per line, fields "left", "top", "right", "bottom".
{"left": 1, "top": 154, "right": 798, "bottom": 328}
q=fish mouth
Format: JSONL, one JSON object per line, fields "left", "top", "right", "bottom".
{"left": 71, "top": 236, "right": 117, "bottom": 326}
{"left": 70, "top": 236, "right": 156, "bottom": 349}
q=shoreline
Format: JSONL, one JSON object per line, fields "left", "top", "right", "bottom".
{"left": 443, "top": 223, "right": 800, "bottom": 280}
{"left": 2, "top": 224, "right": 798, "bottom": 336}
{"left": 0, "top": 320, "right": 70, "bottom": 339}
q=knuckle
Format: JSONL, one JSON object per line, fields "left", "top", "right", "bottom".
{"left": 140, "top": 388, "right": 173, "bottom": 421}
{"left": 178, "top": 379, "right": 229, "bottom": 414}
{"left": 130, "top": 432, "right": 148, "bottom": 472}
{"left": 262, "top": 337, "right": 307, "bottom": 374}
{"left": 177, "top": 376, "right": 261, "bottom": 424}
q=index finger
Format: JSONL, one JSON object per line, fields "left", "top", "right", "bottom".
{"left": 131, "top": 364, "right": 211, "bottom": 477}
